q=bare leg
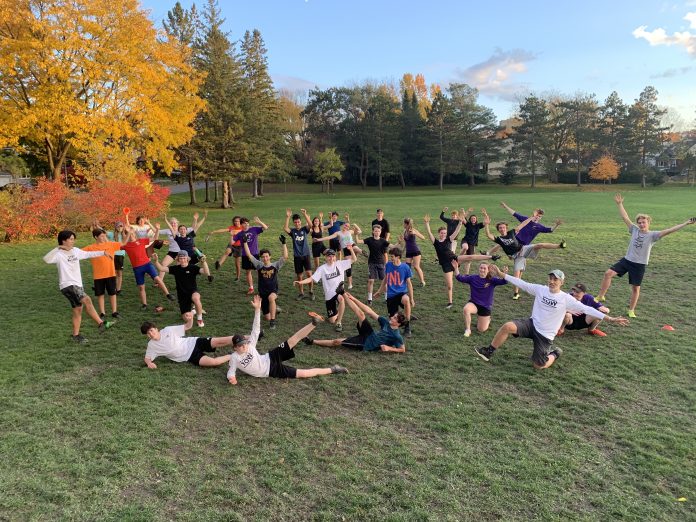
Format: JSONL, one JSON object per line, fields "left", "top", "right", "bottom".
{"left": 401, "top": 295, "right": 411, "bottom": 321}
{"left": 343, "top": 295, "right": 365, "bottom": 323}
{"left": 80, "top": 296, "right": 102, "bottom": 325}
{"left": 412, "top": 255, "right": 425, "bottom": 285}
{"left": 217, "top": 248, "right": 231, "bottom": 267}
{"left": 159, "top": 254, "right": 175, "bottom": 280}
{"left": 234, "top": 256, "right": 241, "bottom": 280}
{"left": 154, "top": 276, "right": 170, "bottom": 296}
{"left": 198, "top": 354, "right": 231, "bottom": 367}
{"left": 296, "top": 273, "right": 304, "bottom": 295}
{"left": 286, "top": 321, "right": 320, "bottom": 348}
{"left": 463, "top": 302, "right": 477, "bottom": 331}
{"left": 367, "top": 278, "right": 375, "bottom": 298}
{"left": 336, "top": 295, "right": 346, "bottom": 324}
{"left": 628, "top": 285, "right": 641, "bottom": 312}
{"left": 246, "top": 269, "right": 253, "bottom": 289}
{"left": 313, "top": 257, "right": 320, "bottom": 270}
{"left": 269, "top": 293, "right": 277, "bottom": 320}
{"left": 533, "top": 353, "right": 558, "bottom": 369}
{"left": 598, "top": 269, "right": 617, "bottom": 299}
{"left": 444, "top": 271, "right": 453, "bottom": 304}
{"left": 476, "top": 315, "right": 491, "bottom": 332}
{"left": 138, "top": 284, "right": 147, "bottom": 305}
{"left": 296, "top": 367, "right": 333, "bottom": 378}
{"left": 311, "top": 338, "right": 345, "bottom": 347}
{"left": 109, "top": 293, "right": 118, "bottom": 314}
{"left": 116, "top": 269, "right": 122, "bottom": 292}
{"left": 490, "top": 321, "right": 518, "bottom": 349}
{"left": 71, "top": 306, "right": 83, "bottom": 335}
{"left": 97, "top": 294, "right": 106, "bottom": 316}
{"left": 192, "top": 293, "right": 203, "bottom": 317}
{"left": 211, "top": 336, "right": 233, "bottom": 348}
{"left": 456, "top": 254, "right": 494, "bottom": 264}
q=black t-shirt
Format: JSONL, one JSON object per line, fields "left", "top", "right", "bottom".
{"left": 464, "top": 222, "right": 484, "bottom": 245}
{"left": 363, "top": 237, "right": 389, "bottom": 264}
{"left": 174, "top": 231, "right": 196, "bottom": 254}
{"left": 257, "top": 264, "right": 280, "bottom": 296}
{"left": 433, "top": 239, "right": 456, "bottom": 265}
{"left": 168, "top": 264, "right": 201, "bottom": 295}
{"left": 494, "top": 231, "right": 522, "bottom": 256}
{"left": 288, "top": 226, "right": 311, "bottom": 257}
{"left": 371, "top": 218, "right": 390, "bottom": 239}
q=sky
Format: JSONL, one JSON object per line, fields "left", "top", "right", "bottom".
{"left": 141, "top": 0, "right": 696, "bottom": 129}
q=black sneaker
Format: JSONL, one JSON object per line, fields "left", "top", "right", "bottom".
{"left": 410, "top": 314, "right": 419, "bottom": 321}
{"left": 269, "top": 319, "right": 277, "bottom": 329}
{"left": 445, "top": 302, "right": 453, "bottom": 309}
{"left": 404, "top": 325, "right": 412, "bottom": 338}
{"left": 296, "top": 293, "right": 305, "bottom": 301}
{"left": 367, "top": 299, "right": 372, "bottom": 305}
{"left": 302, "top": 337, "right": 314, "bottom": 346}
{"left": 166, "top": 294, "right": 176, "bottom": 302}
{"left": 309, "top": 291, "right": 316, "bottom": 301}
{"left": 72, "top": 334, "right": 88, "bottom": 344}
{"left": 475, "top": 346, "right": 496, "bottom": 362}
{"left": 141, "top": 304, "right": 148, "bottom": 311}
{"left": 99, "top": 312, "right": 105, "bottom": 320}
{"left": 111, "top": 312, "right": 122, "bottom": 319}
{"left": 208, "top": 275, "right": 214, "bottom": 283}
{"left": 215, "top": 260, "right": 221, "bottom": 270}
{"left": 335, "top": 282, "right": 345, "bottom": 296}
{"left": 559, "top": 239, "right": 567, "bottom": 249}
{"left": 116, "top": 289, "right": 122, "bottom": 295}
{"left": 491, "top": 255, "right": 501, "bottom": 261}
{"left": 330, "top": 365, "right": 349, "bottom": 374}
{"left": 549, "top": 347, "right": 563, "bottom": 360}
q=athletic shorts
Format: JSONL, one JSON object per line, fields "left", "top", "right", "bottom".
{"left": 341, "top": 319, "right": 374, "bottom": 349}
{"left": 468, "top": 301, "right": 491, "bottom": 317}
{"left": 177, "top": 290, "right": 199, "bottom": 315}
{"left": 242, "top": 256, "right": 255, "bottom": 271}
{"left": 405, "top": 250, "right": 421, "bottom": 259}
{"left": 61, "top": 285, "right": 87, "bottom": 308}
{"left": 133, "top": 263, "right": 159, "bottom": 286}
{"left": 387, "top": 293, "right": 407, "bottom": 316}
{"left": 610, "top": 257, "right": 646, "bottom": 286}
{"left": 152, "top": 240, "right": 165, "bottom": 250}
{"left": 114, "top": 255, "right": 125, "bottom": 271}
{"left": 227, "top": 244, "right": 242, "bottom": 258}
{"left": 461, "top": 242, "right": 476, "bottom": 255}
{"left": 267, "top": 341, "right": 297, "bottom": 379}
{"left": 566, "top": 314, "right": 590, "bottom": 331}
{"left": 512, "top": 318, "right": 554, "bottom": 367}
{"left": 312, "top": 242, "right": 325, "bottom": 258}
{"left": 294, "top": 255, "right": 311, "bottom": 274}
{"left": 440, "top": 261, "right": 454, "bottom": 274}
{"left": 329, "top": 238, "right": 340, "bottom": 252}
{"left": 165, "top": 251, "right": 179, "bottom": 261}
{"left": 260, "top": 292, "right": 276, "bottom": 316}
{"left": 325, "top": 294, "right": 340, "bottom": 318}
{"left": 187, "top": 337, "right": 214, "bottom": 365}
{"left": 512, "top": 245, "right": 539, "bottom": 273}
{"left": 368, "top": 263, "right": 385, "bottom": 281}
{"left": 94, "top": 277, "right": 117, "bottom": 297}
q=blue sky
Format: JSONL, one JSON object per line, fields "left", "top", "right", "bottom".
{"left": 142, "top": 0, "right": 696, "bottom": 128}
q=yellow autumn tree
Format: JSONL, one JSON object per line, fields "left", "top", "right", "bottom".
{"left": 589, "top": 155, "right": 620, "bottom": 184}
{"left": 0, "top": 0, "right": 204, "bottom": 179}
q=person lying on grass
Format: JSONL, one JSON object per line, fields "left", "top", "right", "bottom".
{"left": 304, "top": 290, "right": 407, "bottom": 353}
{"left": 141, "top": 312, "right": 231, "bottom": 369}
{"left": 475, "top": 267, "right": 629, "bottom": 369}
{"left": 227, "top": 296, "right": 348, "bottom": 385}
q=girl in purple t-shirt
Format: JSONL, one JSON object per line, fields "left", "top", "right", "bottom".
{"left": 453, "top": 261, "right": 507, "bottom": 337}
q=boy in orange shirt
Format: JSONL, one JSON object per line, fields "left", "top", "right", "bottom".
{"left": 83, "top": 228, "right": 124, "bottom": 319}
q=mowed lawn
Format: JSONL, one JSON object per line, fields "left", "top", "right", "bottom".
{"left": 1, "top": 184, "right": 695, "bottom": 521}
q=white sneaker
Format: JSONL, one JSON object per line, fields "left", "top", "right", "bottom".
{"left": 464, "top": 329, "right": 471, "bottom": 338}
{"left": 197, "top": 319, "right": 205, "bottom": 328}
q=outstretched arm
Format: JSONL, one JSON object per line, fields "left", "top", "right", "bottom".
{"left": 254, "top": 216, "right": 269, "bottom": 230}
{"left": 614, "top": 193, "right": 633, "bottom": 229}
{"left": 659, "top": 217, "right": 696, "bottom": 239}
{"left": 192, "top": 211, "right": 208, "bottom": 233}
{"left": 482, "top": 211, "right": 496, "bottom": 242}
{"left": 152, "top": 253, "right": 169, "bottom": 273}
{"left": 283, "top": 208, "right": 292, "bottom": 234}
{"left": 301, "top": 208, "right": 312, "bottom": 228}
{"left": 424, "top": 215, "right": 435, "bottom": 242}
{"left": 182, "top": 311, "right": 194, "bottom": 331}
{"left": 500, "top": 201, "right": 515, "bottom": 215}
{"left": 163, "top": 214, "right": 177, "bottom": 235}
{"left": 450, "top": 220, "right": 464, "bottom": 242}
{"left": 513, "top": 215, "right": 534, "bottom": 235}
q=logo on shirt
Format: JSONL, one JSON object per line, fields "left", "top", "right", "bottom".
{"left": 542, "top": 296, "right": 558, "bottom": 307}
{"left": 325, "top": 266, "right": 342, "bottom": 280}
{"left": 239, "top": 353, "right": 254, "bottom": 367}
{"left": 633, "top": 233, "right": 646, "bottom": 250}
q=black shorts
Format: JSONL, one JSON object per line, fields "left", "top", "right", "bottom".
{"left": 114, "top": 255, "right": 125, "bottom": 271}
{"left": 512, "top": 318, "right": 554, "bottom": 366}
{"left": 566, "top": 314, "right": 590, "bottom": 331}
{"left": 405, "top": 250, "right": 421, "bottom": 259}
{"left": 387, "top": 293, "right": 407, "bottom": 316}
{"left": 267, "top": 341, "right": 297, "bottom": 379}
{"left": 312, "top": 242, "right": 325, "bottom": 258}
{"left": 177, "top": 291, "right": 199, "bottom": 314}
{"left": 294, "top": 255, "right": 311, "bottom": 274}
{"left": 187, "top": 337, "right": 214, "bottom": 365}
{"left": 329, "top": 238, "right": 340, "bottom": 251}
{"left": 61, "top": 285, "right": 87, "bottom": 308}
{"left": 610, "top": 257, "right": 646, "bottom": 286}
{"left": 94, "top": 277, "right": 117, "bottom": 297}
{"left": 260, "top": 292, "right": 276, "bottom": 315}
{"left": 325, "top": 294, "right": 340, "bottom": 318}
{"left": 227, "top": 244, "right": 242, "bottom": 258}
{"left": 152, "top": 239, "right": 165, "bottom": 250}
{"left": 242, "top": 256, "right": 255, "bottom": 271}
{"left": 368, "top": 263, "right": 385, "bottom": 281}
{"left": 440, "top": 261, "right": 454, "bottom": 274}
{"left": 468, "top": 301, "right": 491, "bottom": 317}
{"left": 341, "top": 319, "right": 374, "bottom": 349}
{"left": 166, "top": 251, "right": 179, "bottom": 261}
{"left": 461, "top": 243, "right": 476, "bottom": 255}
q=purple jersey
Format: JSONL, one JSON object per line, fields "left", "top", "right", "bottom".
{"left": 579, "top": 293, "right": 602, "bottom": 311}
{"left": 456, "top": 274, "right": 507, "bottom": 310}
{"left": 513, "top": 212, "right": 553, "bottom": 245}
{"left": 234, "top": 226, "right": 264, "bottom": 255}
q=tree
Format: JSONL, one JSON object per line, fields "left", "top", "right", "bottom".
{"left": 556, "top": 94, "right": 598, "bottom": 186}
{"left": 0, "top": 0, "right": 203, "bottom": 179}
{"left": 426, "top": 91, "right": 456, "bottom": 190}
{"left": 0, "top": 151, "right": 30, "bottom": 178}
{"left": 588, "top": 155, "right": 620, "bottom": 183}
{"left": 628, "top": 86, "right": 668, "bottom": 188}
{"left": 514, "top": 95, "right": 551, "bottom": 188}
{"left": 314, "top": 148, "right": 343, "bottom": 193}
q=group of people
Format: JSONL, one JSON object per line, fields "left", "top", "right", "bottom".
{"left": 43, "top": 194, "right": 695, "bottom": 379}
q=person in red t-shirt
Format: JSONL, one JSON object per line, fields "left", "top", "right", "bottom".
{"left": 206, "top": 215, "right": 243, "bottom": 281}
{"left": 122, "top": 225, "right": 174, "bottom": 310}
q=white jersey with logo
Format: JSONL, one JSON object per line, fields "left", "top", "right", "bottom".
{"left": 227, "top": 310, "right": 269, "bottom": 379}
{"left": 504, "top": 275, "right": 605, "bottom": 341}
{"left": 43, "top": 247, "right": 104, "bottom": 289}
{"left": 145, "top": 325, "right": 198, "bottom": 363}
{"left": 311, "top": 259, "right": 352, "bottom": 300}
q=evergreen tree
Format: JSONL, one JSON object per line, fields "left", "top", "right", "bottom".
{"left": 514, "top": 95, "right": 551, "bottom": 188}
{"left": 628, "top": 86, "right": 668, "bottom": 188}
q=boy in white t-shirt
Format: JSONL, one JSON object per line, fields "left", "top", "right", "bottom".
{"left": 43, "top": 229, "right": 115, "bottom": 344}
{"left": 295, "top": 246, "right": 356, "bottom": 332}
{"left": 141, "top": 312, "right": 231, "bottom": 369}
{"left": 476, "top": 267, "right": 630, "bottom": 369}
{"left": 227, "top": 296, "right": 347, "bottom": 385}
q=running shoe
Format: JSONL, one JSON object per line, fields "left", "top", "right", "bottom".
{"left": 491, "top": 255, "right": 501, "bottom": 261}
{"left": 445, "top": 302, "right": 453, "bottom": 309}
{"left": 215, "top": 260, "right": 221, "bottom": 270}
{"left": 99, "top": 312, "right": 106, "bottom": 320}
{"left": 559, "top": 239, "right": 567, "bottom": 249}
{"left": 334, "top": 322, "right": 343, "bottom": 332}
{"left": 309, "top": 292, "right": 316, "bottom": 301}
{"left": 269, "top": 319, "right": 276, "bottom": 329}
{"left": 597, "top": 295, "right": 606, "bottom": 302}
{"left": 98, "top": 321, "right": 114, "bottom": 332}
{"left": 247, "top": 287, "right": 255, "bottom": 295}
{"left": 512, "top": 293, "right": 520, "bottom": 300}
{"left": 404, "top": 325, "right": 412, "bottom": 338}
{"left": 464, "top": 329, "right": 471, "bottom": 338}
{"left": 549, "top": 347, "right": 563, "bottom": 360}
{"left": 330, "top": 365, "right": 349, "bottom": 374}
{"left": 302, "top": 336, "right": 314, "bottom": 345}
{"left": 627, "top": 310, "right": 637, "bottom": 318}
{"left": 141, "top": 304, "right": 148, "bottom": 311}
{"left": 197, "top": 319, "right": 205, "bottom": 328}
{"left": 111, "top": 312, "right": 122, "bottom": 319}
{"left": 588, "top": 328, "right": 607, "bottom": 337}
{"left": 475, "top": 346, "right": 495, "bottom": 361}
{"left": 166, "top": 294, "right": 176, "bottom": 302}
{"left": 296, "top": 293, "right": 305, "bottom": 301}
{"left": 72, "top": 334, "right": 88, "bottom": 344}
{"left": 208, "top": 275, "right": 214, "bottom": 283}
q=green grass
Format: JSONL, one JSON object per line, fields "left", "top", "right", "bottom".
{"left": 1, "top": 184, "right": 695, "bottom": 520}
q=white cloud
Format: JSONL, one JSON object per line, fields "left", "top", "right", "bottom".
{"left": 649, "top": 65, "right": 695, "bottom": 77}
{"left": 632, "top": 13, "right": 696, "bottom": 56}
{"left": 453, "top": 48, "right": 537, "bottom": 101}
{"left": 272, "top": 74, "right": 318, "bottom": 92}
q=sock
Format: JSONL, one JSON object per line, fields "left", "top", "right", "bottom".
{"left": 368, "top": 292, "right": 373, "bottom": 300}
{"left": 197, "top": 314, "right": 203, "bottom": 320}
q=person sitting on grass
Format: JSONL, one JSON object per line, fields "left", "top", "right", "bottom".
{"left": 481, "top": 209, "right": 566, "bottom": 301}
{"left": 304, "top": 291, "right": 407, "bottom": 353}
{"left": 596, "top": 193, "right": 696, "bottom": 318}
{"left": 141, "top": 312, "right": 231, "bottom": 369}
{"left": 558, "top": 283, "right": 610, "bottom": 337}
{"left": 43, "top": 230, "right": 115, "bottom": 344}
{"left": 227, "top": 296, "right": 348, "bottom": 385}
{"left": 153, "top": 251, "right": 211, "bottom": 328}
{"left": 475, "top": 267, "right": 630, "bottom": 369}
{"left": 453, "top": 259, "right": 507, "bottom": 338}
{"left": 243, "top": 235, "right": 289, "bottom": 330}
{"left": 373, "top": 246, "right": 414, "bottom": 338}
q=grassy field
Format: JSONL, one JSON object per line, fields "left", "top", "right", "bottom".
{"left": 1, "top": 184, "right": 695, "bottom": 521}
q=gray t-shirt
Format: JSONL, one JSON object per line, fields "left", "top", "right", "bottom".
{"left": 624, "top": 224, "right": 661, "bottom": 265}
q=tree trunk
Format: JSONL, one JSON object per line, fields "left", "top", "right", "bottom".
{"left": 251, "top": 177, "right": 259, "bottom": 198}
{"left": 530, "top": 138, "right": 536, "bottom": 189}
{"left": 221, "top": 180, "right": 230, "bottom": 209}
{"left": 258, "top": 178, "right": 264, "bottom": 196}
{"left": 188, "top": 162, "right": 197, "bottom": 205}
{"left": 358, "top": 151, "right": 368, "bottom": 189}
{"left": 398, "top": 168, "right": 405, "bottom": 189}
{"left": 204, "top": 179, "right": 210, "bottom": 202}
{"left": 438, "top": 129, "right": 444, "bottom": 191}
{"left": 213, "top": 180, "right": 218, "bottom": 202}
{"left": 228, "top": 179, "right": 236, "bottom": 205}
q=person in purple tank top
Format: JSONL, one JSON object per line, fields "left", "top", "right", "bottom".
{"left": 453, "top": 260, "right": 507, "bottom": 337}
{"left": 400, "top": 217, "right": 426, "bottom": 286}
